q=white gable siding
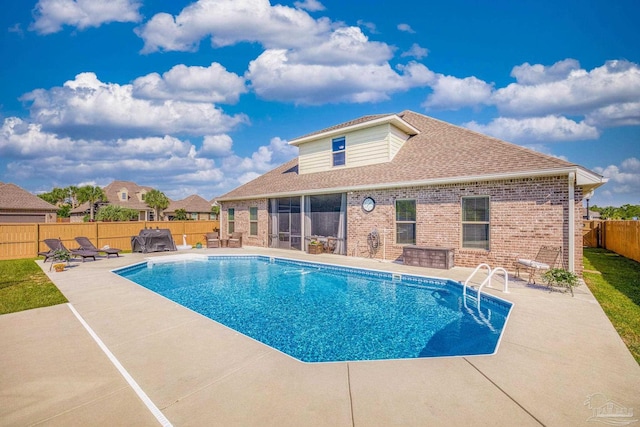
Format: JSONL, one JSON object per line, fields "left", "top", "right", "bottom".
{"left": 389, "top": 125, "right": 409, "bottom": 160}
{"left": 347, "top": 124, "right": 390, "bottom": 167}
{"left": 298, "top": 124, "right": 406, "bottom": 174}
{"left": 298, "top": 139, "right": 328, "bottom": 174}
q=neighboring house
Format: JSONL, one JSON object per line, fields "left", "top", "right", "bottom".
{"left": 166, "top": 195, "right": 214, "bottom": 220}
{"left": 0, "top": 182, "right": 57, "bottom": 223}
{"left": 71, "top": 180, "right": 156, "bottom": 222}
{"left": 216, "top": 110, "right": 606, "bottom": 275}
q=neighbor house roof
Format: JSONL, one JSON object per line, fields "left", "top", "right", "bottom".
{"left": 166, "top": 194, "right": 212, "bottom": 213}
{"left": 71, "top": 180, "right": 156, "bottom": 213}
{"left": 0, "top": 183, "right": 58, "bottom": 211}
{"left": 218, "top": 110, "right": 605, "bottom": 201}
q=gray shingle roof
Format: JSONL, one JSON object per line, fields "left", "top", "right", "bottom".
{"left": 218, "top": 110, "right": 588, "bottom": 201}
{"left": 167, "top": 194, "right": 212, "bottom": 213}
{"left": 0, "top": 183, "right": 58, "bottom": 211}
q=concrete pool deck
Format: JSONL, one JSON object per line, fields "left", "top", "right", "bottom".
{"left": 1, "top": 247, "right": 639, "bottom": 426}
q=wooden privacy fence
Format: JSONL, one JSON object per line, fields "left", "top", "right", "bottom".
{"left": 583, "top": 220, "right": 640, "bottom": 264}
{"left": 0, "top": 220, "right": 219, "bottom": 260}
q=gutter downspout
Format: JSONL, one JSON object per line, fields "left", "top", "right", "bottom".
{"left": 568, "top": 172, "right": 575, "bottom": 272}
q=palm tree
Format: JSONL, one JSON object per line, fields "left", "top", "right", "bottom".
{"left": 77, "top": 185, "right": 107, "bottom": 221}
{"left": 66, "top": 185, "right": 80, "bottom": 208}
{"left": 145, "top": 189, "right": 170, "bottom": 221}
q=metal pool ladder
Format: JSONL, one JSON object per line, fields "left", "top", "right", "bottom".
{"left": 463, "top": 263, "right": 509, "bottom": 310}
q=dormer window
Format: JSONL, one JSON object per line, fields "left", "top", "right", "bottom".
{"left": 332, "top": 137, "right": 346, "bottom": 166}
{"left": 121, "top": 192, "right": 127, "bottom": 201}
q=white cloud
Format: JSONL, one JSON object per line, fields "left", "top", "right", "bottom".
{"left": 294, "top": 0, "right": 325, "bottom": 12}
{"left": 593, "top": 158, "right": 640, "bottom": 205}
{"left": 585, "top": 102, "right": 640, "bottom": 127}
{"left": 357, "top": 20, "right": 378, "bottom": 34}
{"left": 397, "top": 23, "right": 415, "bottom": 33}
{"left": 20, "top": 72, "right": 248, "bottom": 139}
{"left": 135, "top": 0, "right": 331, "bottom": 53}
{"left": 401, "top": 43, "right": 428, "bottom": 60}
{"left": 132, "top": 62, "right": 247, "bottom": 104}
{"left": 1, "top": 115, "right": 295, "bottom": 200}
{"left": 30, "top": 0, "right": 141, "bottom": 34}
{"left": 510, "top": 59, "right": 581, "bottom": 85}
{"left": 423, "top": 74, "right": 493, "bottom": 110}
{"left": 200, "top": 134, "right": 234, "bottom": 156}
{"left": 492, "top": 60, "right": 640, "bottom": 119}
{"left": 464, "top": 115, "right": 600, "bottom": 143}
{"left": 247, "top": 50, "right": 433, "bottom": 104}
{"left": 287, "top": 26, "right": 394, "bottom": 66}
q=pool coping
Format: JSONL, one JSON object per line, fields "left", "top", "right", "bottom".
{"left": 2, "top": 246, "right": 639, "bottom": 426}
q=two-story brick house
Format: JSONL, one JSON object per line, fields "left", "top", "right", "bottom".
{"left": 216, "top": 110, "right": 605, "bottom": 274}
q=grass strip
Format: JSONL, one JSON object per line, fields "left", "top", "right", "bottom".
{"left": 583, "top": 248, "right": 640, "bottom": 365}
{"left": 0, "top": 258, "right": 67, "bottom": 315}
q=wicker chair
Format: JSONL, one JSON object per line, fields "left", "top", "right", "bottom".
{"left": 205, "top": 232, "right": 221, "bottom": 248}
{"left": 228, "top": 232, "right": 243, "bottom": 248}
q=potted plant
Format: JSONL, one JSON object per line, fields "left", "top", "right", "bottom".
{"left": 53, "top": 263, "right": 66, "bottom": 272}
{"left": 542, "top": 268, "right": 580, "bottom": 296}
{"left": 195, "top": 242, "right": 203, "bottom": 249}
{"left": 307, "top": 240, "right": 323, "bottom": 255}
{"left": 52, "top": 249, "right": 71, "bottom": 263}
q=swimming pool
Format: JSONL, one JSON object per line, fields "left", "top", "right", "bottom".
{"left": 115, "top": 255, "right": 512, "bottom": 363}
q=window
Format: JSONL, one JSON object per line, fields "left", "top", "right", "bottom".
{"left": 228, "top": 208, "right": 235, "bottom": 234}
{"left": 249, "top": 207, "right": 258, "bottom": 236}
{"left": 121, "top": 192, "right": 127, "bottom": 201}
{"left": 462, "top": 196, "right": 490, "bottom": 250}
{"left": 332, "top": 137, "right": 345, "bottom": 166}
{"left": 396, "top": 199, "right": 416, "bottom": 244}
{"left": 190, "top": 213, "right": 198, "bottom": 220}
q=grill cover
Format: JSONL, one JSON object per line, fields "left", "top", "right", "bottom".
{"left": 131, "top": 229, "right": 177, "bottom": 253}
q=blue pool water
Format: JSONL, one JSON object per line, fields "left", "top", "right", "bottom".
{"left": 115, "top": 256, "right": 512, "bottom": 363}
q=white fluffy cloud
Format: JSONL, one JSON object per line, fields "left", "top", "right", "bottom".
{"left": 132, "top": 62, "right": 247, "bottom": 104}
{"left": 247, "top": 51, "right": 433, "bottom": 104}
{"left": 286, "top": 27, "right": 394, "bottom": 66}
{"left": 493, "top": 60, "right": 640, "bottom": 121}
{"left": 1, "top": 116, "right": 295, "bottom": 199}
{"left": 135, "top": 0, "right": 331, "bottom": 53}
{"left": 21, "top": 72, "right": 248, "bottom": 139}
{"left": 30, "top": 0, "right": 141, "bottom": 34}
{"left": 593, "top": 158, "right": 640, "bottom": 204}
{"left": 464, "top": 115, "right": 600, "bottom": 143}
{"left": 510, "top": 59, "right": 581, "bottom": 85}
{"left": 401, "top": 43, "right": 428, "bottom": 60}
{"left": 423, "top": 75, "right": 494, "bottom": 110}
{"left": 294, "top": 0, "right": 325, "bottom": 11}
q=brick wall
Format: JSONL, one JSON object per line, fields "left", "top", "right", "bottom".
{"left": 221, "top": 175, "right": 584, "bottom": 275}
{"left": 220, "top": 198, "right": 269, "bottom": 246}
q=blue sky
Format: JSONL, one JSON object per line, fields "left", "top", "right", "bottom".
{"left": 1, "top": 0, "right": 638, "bottom": 206}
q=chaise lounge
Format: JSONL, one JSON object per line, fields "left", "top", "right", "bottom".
{"left": 38, "top": 238, "right": 99, "bottom": 266}
{"left": 75, "top": 236, "right": 122, "bottom": 258}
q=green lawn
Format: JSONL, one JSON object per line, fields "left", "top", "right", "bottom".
{"left": 583, "top": 248, "right": 640, "bottom": 364}
{"left": 0, "top": 258, "right": 67, "bottom": 315}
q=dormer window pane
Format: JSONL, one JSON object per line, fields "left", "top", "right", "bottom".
{"left": 332, "top": 137, "right": 346, "bottom": 166}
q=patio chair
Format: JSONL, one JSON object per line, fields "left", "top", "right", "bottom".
{"left": 515, "top": 246, "right": 561, "bottom": 284}
{"left": 228, "top": 232, "right": 243, "bottom": 248}
{"left": 75, "top": 236, "right": 122, "bottom": 258}
{"left": 205, "top": 232, "right": 221, "bottom": 248}
{"left": 39, "top": 238, "right": 98, "bottom": 269}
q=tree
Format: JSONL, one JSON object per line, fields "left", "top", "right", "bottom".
{"left": 96, "top": 205, "right": 139, "bottom": 221}
{"left": 145, "top": 189, "right": 169, "bottom": 221}
{"left": 77, "top": 185, "right": 107, "bottom": 221}
{"left": 173, "top": 208, "right": 188, "bottom": 220}
{"left": 211, "top": 204, "right": 220, "bottom": 220}
{"left": 67, "top": 185, "right": 80, "bottom": 208}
